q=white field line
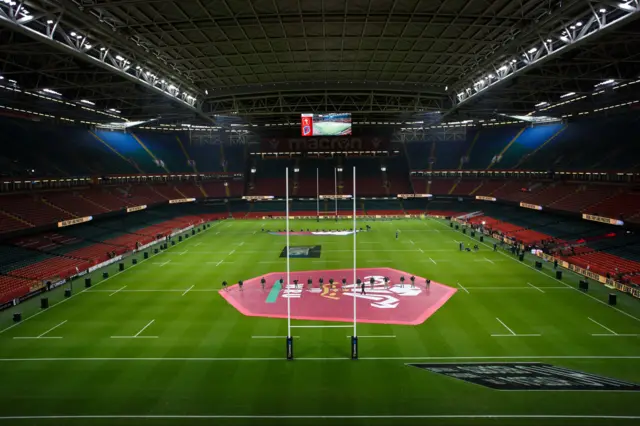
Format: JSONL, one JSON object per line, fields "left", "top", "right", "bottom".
{"left": 238, "top": 241, "right": 244, "bottom": 246}
{"left": 0, "top": 220, "right": 222, "bottom": 336}
{"left": 457, "top": 283, "right": 469, "bottom": 294}
{"left": 229, "top": 249, "right": 235, "bottom": 255}
{"left": 491, "top": 334, "right": 542, "bottom": 337}
{"left": 429, "top": 257, "right": 437, "bottom": 265}
{"left": 592, "top": 334, "right": 640, "bottom": 337}
{"left": 588, "top": 317, "right": 618, "bottom": 335}
{"left": 178, "top": 250, "right": 188, "bottom": 256}
{"left": 215, "top": 260, "right": 224, "bottom": 267}
{"left": 418, "top": 247, "right": 424, "bottom": 253}
{"left": 0, "top": 355, "right": 639, "bottom": 362}
{"left": 345, "top": 335, "right": 396, "bottom": 338}
{"left": 290, "top": 325, "right": 353, "bottom": 329}
{"left": 194, "top": 242, "right": 202, "bottom": 247}
{"left": 251, "top": 336, "right": 299, "bottom": 339}
{"left": 181, "top": 285, "right": 195, "bottom": 296}
{"left": 13, "top": 320, "right": 68, "bottom": 340}
{"left": 134, "top": 320, "right": 155, "bottom": 337}
{"left": 38, "top": 320, "right": 67, "bottom": 338}
{"left": 484, "top": 257, "right": 494, "bottom": 264}
{"left": 527, "top": 282, "right": 545, "bottom": 293}
{"left": 436, "top": 220, "right": 640, "bottom": 323}
{"left": 109, "top": 286, "right": 127, "bottom": 296}
{"left": 157, "top": 260, "right": 171, "bottom": 267}
{"left": 496, "top": 318, "right": 516, "bottom": 336}
{"left": 110, "top": 336, "right": 158, "bottom": 339}
{"left": 409, "top": 239, "right": 415, "bottom": 245}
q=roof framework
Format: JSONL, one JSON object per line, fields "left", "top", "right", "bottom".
{"left": 0, "top": 0, "right": 639, "bottom": 125}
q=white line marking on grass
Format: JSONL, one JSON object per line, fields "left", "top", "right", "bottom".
{"left": 465, "top": 287, "right": 534, "bottom": 290}
{"left": 496, "top": 318, "right": 516, "bottom": 336}
{"left": 0, "top": 222, "right": 221, "bottom": 336}
{"left": 491, "top": 334, "right": 542, "bottom": 337}
{"left": 111, "top": 320, "right": 158, "bottom": 339}
{"left": 157, "top": 260, "right": 171, "bottom": 267}
{"left": 0, "top": 415, "right": 639, "bottom": 421}
{"left": 484, "top": 257, "right": 494, "bottom": 264}
{"left": 238, "top": 241, "right": 244, "bottom": 246}
{"left": 592, "top": 334, "right": 640, "bottom": 337}
{"left": 229, "top": 249, "right": 235, "bottom": 255}
{"left": 1, "top": 355, "right": 639, "bottom": 362}
{"left": 182, "top": 285, "right": 194, "bottom": 296}
{"left": 527, "top": 282, "right": 545, "bottom": 293}
{"left": 290, "top": 325, "right": 353, "bottom": 329}
{"left": 215, "top": 231, "right": 220, "bottom": 235}
{"left": 178, "top": 250, "right": 188, "bottom": 255}
{"left": 38, "top": 320, "right": 67, "bottom": 338}
{"left": 436, "top": 219, "right": 640, "bottom": 323}
{"left": 251, "top": 336, "right": 299, "bottom": 339}
{"left": 457, "top": 283, "right": 469, "bottom": 294}
{"left": 215, "top": 260, "right": 224, "bottom": 267}
{"left": 110, "top": 336, "right": 158, "bottom": 339}
{"left": 135, "top": 320, "right": 155, "bottom": 337}
{"left": 345, "top": 335, "right": 396, "bottom": 338}
{"left": 109, "top": 286, "right": 127, "bottom": 296}
{"left": 253, "top": 231, "right": 257, "bottom": 234}
{"left": 588, "top": 317, "right": 618, "bottom": 335}
{"left": 418, "top": 247, "right": 424, "bottom": 253}
{"left": 194, "top": 242, "right": 202, "bottom": 247}
{"left": 429, "top": 257, "right": 437, "bottom": 265}
{"left": 409, "top": 239, "right": 415, "bottom": 245}
{"left": 13, "top": 320, "right": 68, "bottom": 340}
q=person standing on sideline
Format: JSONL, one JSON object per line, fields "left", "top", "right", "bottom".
{"left": 360, "top": 279, "right": 366, "bottom": 295}
{"left": 426, "top": 278, "right": 431, "bottom": 290}
{"left": 260, "top": 277, "right": 266, "bottom": 291}
{"left": 396, "top": 230, "right": 399, "bottom": 240}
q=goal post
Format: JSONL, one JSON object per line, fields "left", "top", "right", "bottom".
{"left": 285, "top": 166, "right": 359, "bottom": 360}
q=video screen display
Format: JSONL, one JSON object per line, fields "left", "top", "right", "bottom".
{"left": 301, "top": 113, "right": 352, "bottom": 136}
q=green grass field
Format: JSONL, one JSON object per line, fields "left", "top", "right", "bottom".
{"left": 0, "top": 218, "right": 639, "bottom": 426}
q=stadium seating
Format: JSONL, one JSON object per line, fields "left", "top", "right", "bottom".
{"left": 1, "top": 194, "right": 75, "bottom": 227}
{"left": 429, "top": 179, "right": 455, "bottom": 195}
{"left": 133, "top": 132, "right": 191, "bottom": 173}
{"left": 548, "top": 185, "right": 613, "bottom": 213}
{"left": 465, "top": 126, "right": 524, "bottom": 170}
{"left": 583, "top": 191, "right": 640, "bottom": 220}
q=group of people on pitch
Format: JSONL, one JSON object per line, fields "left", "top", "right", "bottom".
{"left": 221, "top": 276, "right": 432, "bottom": 292}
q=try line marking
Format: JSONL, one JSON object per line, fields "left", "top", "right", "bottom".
{"left": 0, "top": 355, "right": 639, "bottom": 362}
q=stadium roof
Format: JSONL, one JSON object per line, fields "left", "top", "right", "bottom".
{"left": 1, "top": 0, "right": 639, "bottom": 126}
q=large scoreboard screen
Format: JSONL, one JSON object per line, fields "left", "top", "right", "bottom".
{"left": 301, "top": 113, "right": 352, "bottom": 136}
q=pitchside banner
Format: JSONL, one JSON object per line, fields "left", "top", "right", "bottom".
{"left": 582, "top": 213, "right": 624, "bottom": 226}
{"left": 261, "top": 136, "right": 388, "bottom": 152}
